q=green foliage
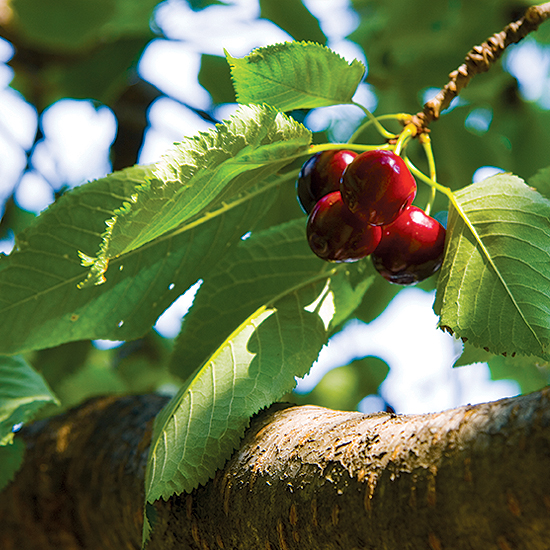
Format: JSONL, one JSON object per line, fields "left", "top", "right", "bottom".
{"left": 0, "top": 165, "right": 274, "bottom": 353}
{"left": 226, "top": 42, "right": 365, "bottom": 111}
{"left": 0, "top": 356, "right": 58, "bottom": 446}
{"left": 4, "top": 1, "right": 550, "bottom": 543}
{"left": 145, "top": 291, "right": 327, "bottom": 503}
{"left": 435, "top": 174, "right": 550, "bottom": 359}
{"left": 79, "top": 104, "right": 311, "bottom": 287}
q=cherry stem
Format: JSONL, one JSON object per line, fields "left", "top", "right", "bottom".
{"left": 351, "top": 101, "right": 400, "bottom": 140}
{"left": 394, "top": 123, "right": 417, "bottom": 156}
{"left": 348, "top": 111, "right": 409, "bottom": 143}
{"left": 419, "top": 134, "right": 437, "bottom": 216}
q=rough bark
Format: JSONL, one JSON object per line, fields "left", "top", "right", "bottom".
{"left": 1, "top": 389, "right": 550, "bottom": 550}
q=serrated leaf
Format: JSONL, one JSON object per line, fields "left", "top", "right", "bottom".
{"left": 226, "top": 42, "right": 365, "bottom": 111}
{"left": 0, "top": 165, "right": 276, "bottom": 354}
{"left": 0, "top": 439, "right": 25, "bottom": 493}
{"left": 169, "top": 218, "right": 328, "bottom": 379}
{"left": 434, "top": 173, "right": 550, "bottom": 358}
{"left": 145, "top": 290, "right": 327, "bottom": 502}
{"left": 0, "top": 356, "right": 59, "bottom": 446}
{"left": 81, "top": 104, "right": 311, "bottom": 286}
{"left": 169, "top": 218, "right": 376, "bottom": 381}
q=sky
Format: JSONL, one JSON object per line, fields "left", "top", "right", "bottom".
{"left": 3, "top": 0, "right": 546, "bottom": 413}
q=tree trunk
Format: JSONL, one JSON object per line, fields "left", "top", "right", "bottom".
{"left": 1, "top": 389, "right": 550, "bottom": 550}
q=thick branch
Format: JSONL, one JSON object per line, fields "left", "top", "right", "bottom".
{"left": 411, "top": 2, "right": 550, "bottom": 132}
{"left": 1, "top": 389, "right": 550, "bottom": 549}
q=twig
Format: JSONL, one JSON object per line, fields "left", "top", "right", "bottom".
{"left": 410, "top": 2, "right": 550, "bottom": 133}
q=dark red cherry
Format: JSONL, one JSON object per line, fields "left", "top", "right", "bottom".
{"left": 372, "top": 205, "right": 446, "bottom": 285}
{"left": 340, "top": 149, "right": 416, "bottom": 226}
{"left": 297, "top": 150, "right": 357, "bottom": 214}
{"left": 307, "top": 191, "right": 382, "bottom": 262}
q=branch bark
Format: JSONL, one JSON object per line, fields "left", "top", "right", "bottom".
{"left": 411, "top": 2, "right": 550, "bottom": 133}
{"left": 1, "top": 389, "right": 550, "bottom": 550}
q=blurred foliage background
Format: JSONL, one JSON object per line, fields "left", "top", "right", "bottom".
{"left": 1, "top": 0, "right": 549, "bottom": 414}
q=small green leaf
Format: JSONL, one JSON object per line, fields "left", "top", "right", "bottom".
{"left": 0, "top": 356, "right": 59, "bottom": 446}
{"left": 81, "top": 104, "right": 311, "bottom": 286}
{"left": 145, "top": 290, "right": 327, "bottom": 502}
{"left": 0, "top": 439, "right": 25, "bottom": 493}
{"left": 434, "top": 173, "right": 550, "bottom": 358}
{"left": 226, "top": 42, "right": 365, "bottom": 111}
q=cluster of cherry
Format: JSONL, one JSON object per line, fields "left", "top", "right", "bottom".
{"left": 296, "top": 149, "right": 446, "bottom": 285}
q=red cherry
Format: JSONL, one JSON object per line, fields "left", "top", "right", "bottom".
{"left": 296, "top": 150, "right": 357, "bottom": 214}
{"left": 340, "top": 149, "right": 416, "bottom": 226}
{"left": 372, "top": 206, "right": 446, "bottom": 285}
{"left": 307, "top": 191, "right": 382, "bottom": 262}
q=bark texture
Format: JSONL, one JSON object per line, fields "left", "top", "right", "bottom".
{"left": 1, "top": 389, "right": 550, "bottom": 550}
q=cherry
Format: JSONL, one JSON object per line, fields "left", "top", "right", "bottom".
{"left": 307, "top": 191, "right": 382, "bottom": 262}
{"left": 296, "top": 150, "right": 357, "bottom": 214}
{"left": 340, "top": 149, "right": 416, "bottom": 226}
{"left": 371, "top": 206, "right": 446, "bottom": 285}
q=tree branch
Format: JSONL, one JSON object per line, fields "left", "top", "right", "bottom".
{"left": 411, "top": 2, "right": 550, "bottom": 133}
{"left": 1, "top": 389, "right": 550, "bottom": 549}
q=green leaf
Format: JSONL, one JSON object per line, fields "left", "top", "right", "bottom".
{"left": 327, "top": 261, "right": 377, "bottom": 331}
{"left": 226, "top": 42, "right": 365, "bottom": 111}
{"left": 434, "top": 173, "right": 550, "bottom": 358}
{"left": 170, "top": 218, "right": 327, "bottom": 379}
{"left": 80, "top": 104, "right": 311, "bottom": 287}
{"left": 0, "top": 165, "right": 275, "bottom": 354}
{"left": 145, "top": 290, "right": 327, "bottom": 502}
{"left": 169, "top": 218, "right": 376, "bottom": 381}
{"left": 0, "top": 439, "right": 25, "bottom": 493}
{"left": 0, "top": 356, "right": 59, "bottom": 446}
